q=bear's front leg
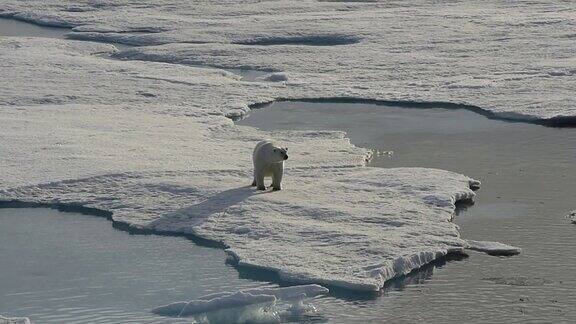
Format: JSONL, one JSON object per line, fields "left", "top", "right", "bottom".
{"left": 271, "top": 163, "right": 283, "bottom": 191}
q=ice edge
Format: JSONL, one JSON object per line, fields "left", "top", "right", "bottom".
{"left": 0, "top": 176, "right": 480, "bottom": 293}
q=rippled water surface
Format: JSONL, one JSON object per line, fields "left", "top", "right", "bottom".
{"left": 239, "top": 101, "right": 576, "bottom": 323}
{"left": 0, "top": 208, "right": 269, "bottom": 323}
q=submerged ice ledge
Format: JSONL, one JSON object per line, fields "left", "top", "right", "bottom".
{"left": 465, "top": 240, "right": 521, "bottom": 256}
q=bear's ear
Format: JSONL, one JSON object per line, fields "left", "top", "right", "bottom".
{"left": 273, "top": 148, "right": 278, "bottom": 152}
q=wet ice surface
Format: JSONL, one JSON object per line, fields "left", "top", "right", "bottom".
{"left": 238, "top": 101, "right": 576, "bottom": 323}
{"left": 0, "top": 18, "right": 68, "bottom": 39}
{"left": 0, "top": 17, "right": 134, "bottom": 51}
{"left": 0, "top": 208, "right": 272, "bottom": 324}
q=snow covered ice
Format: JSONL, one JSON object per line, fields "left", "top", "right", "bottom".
{"left": 2, "top": 0, "right": 575, "bottom": 122}
{"left": 2, "top": 0, "right": 565, "bottom": 295}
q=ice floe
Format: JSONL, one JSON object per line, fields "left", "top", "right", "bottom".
{"left": 0, "top": 33, "right": 478, "bottom": 291}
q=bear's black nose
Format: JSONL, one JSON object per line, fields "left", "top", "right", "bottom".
{"left": 284, "top": 154, "right": 288, "bottom": 160}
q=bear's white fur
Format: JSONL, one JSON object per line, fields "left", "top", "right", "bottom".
{"left": 251, "top": 140, "right": 288, "bottom": 191}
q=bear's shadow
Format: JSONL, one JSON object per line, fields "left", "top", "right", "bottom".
{"left": 150, "top": 185, "right": 269, "bottom": 228}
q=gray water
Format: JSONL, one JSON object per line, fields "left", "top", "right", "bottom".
{"left": 0, "top": 208, "right": 270, "bottom": 323}
{"left": 238, "top": 101, "right": 576, "bottom": 323}
{"left": 0, "top": 17, "right": 134, "bottom": 51}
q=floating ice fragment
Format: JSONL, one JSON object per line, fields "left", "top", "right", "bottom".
{"left": 466, "top": 240, "right": 521, "bottom": 256}
{"left": 151, "top": 284, "right": 329, "bottom": 318}
{"left": 567, "top": 210, "right": 576, "bottom": 224}
{"left": 0, "top": 315, "right": 31, "bottom": 324}
{"left": 150, "top": 301, "right": 189, "bottom": 317}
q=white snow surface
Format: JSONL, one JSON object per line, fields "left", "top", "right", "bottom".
{"left": 1, "top": 0, "right": 575, "bottom": 121}
{"left": 0, "top": 37, "right": 483, "bottom": 291}
{"left": 152, "top": 284, "right": 328, "bottom": 317}
{"left": 0, "top": 316, "right": 30, "bottom": 324}
{"left": 466, "top": 240, "right": 521, "bottom": 256}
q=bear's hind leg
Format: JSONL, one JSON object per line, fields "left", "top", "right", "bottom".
{"left": 252, "top": 164, "right": 259, "bottom": 187}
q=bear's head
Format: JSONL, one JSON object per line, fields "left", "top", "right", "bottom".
{"left": 271, "top": 147, "right": 288, "bottom": 162}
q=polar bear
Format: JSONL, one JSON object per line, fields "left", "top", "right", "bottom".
{"left": 251, "top": 140, "right": 288, "bottom": 191}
